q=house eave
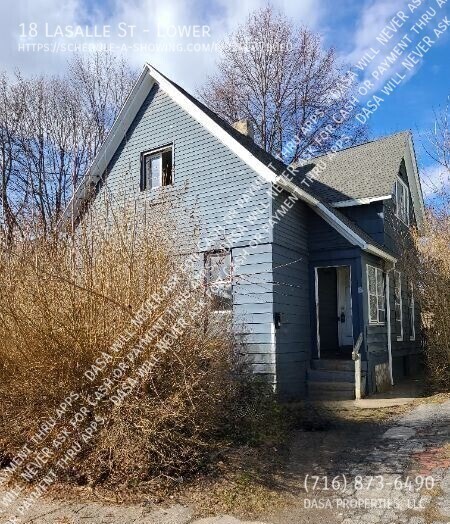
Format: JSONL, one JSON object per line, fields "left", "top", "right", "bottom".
{"left": 59, "top": 62, "right": 398, "bottom": 264}
{"left": 59, "top": 67, "right": 156, "bottom": 229}
{"left": 332, "top": 195, "right": 392, "bottom": 208}
{"left": 276, "top": 177, "right": 396, "bottom": 263}
{"left": 404, "top": 134, "right": 426, "bottom": 234}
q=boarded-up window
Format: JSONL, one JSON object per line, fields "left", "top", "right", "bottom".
{"left": 205, "top": 251, "right": 232, "bottom": 311}
{"left": 367, "top": 265, "right": 386, "bottom": 324}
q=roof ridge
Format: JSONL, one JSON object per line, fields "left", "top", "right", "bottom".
{"left": 295, "top": 130, "right": 410, "bottom": 166}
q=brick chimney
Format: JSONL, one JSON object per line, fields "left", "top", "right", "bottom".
{"left": 232, "top": 118, "right": 254, "bottom": 140}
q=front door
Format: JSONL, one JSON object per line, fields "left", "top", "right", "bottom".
{"left": 337, "top": 266, "right": 353, "bottom": 347}
{"left": 316, "top": 265, "right": 353, "bottom": 357}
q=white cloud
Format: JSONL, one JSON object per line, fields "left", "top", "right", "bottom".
{"left": 346, "top": 0, "right": 407, "bottom": 65}
{"left": 0, "top": 0, "right": 323, "bottom": 89}
{"left": 344, "top": 0, "right": 440, "bottom": 93}
{"left": 0, "top": 0, "right": 82, "bottom": 74}
{"left": 421, "top": 163, "right": 450, "bottom": 198}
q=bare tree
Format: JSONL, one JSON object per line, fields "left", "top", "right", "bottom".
{"left": 425, "top": 97, "right": 450, "bottom": 171}
{"left": 403, "top": 97, "right": 450, "bottom": 391}
{"left": 69, "top": 53, "right": 137, "bottom": 156}
{"left": 0, "top": 52, "right": 137, "bottom": 239}
{"left": 421, "top": 97, "right": 450, "bottom": 206}
{"left": 199, "top": 5, "right": 366, "bottom": 163}
{"left": 0, "top": 74, "right": 27, "bottom": 245}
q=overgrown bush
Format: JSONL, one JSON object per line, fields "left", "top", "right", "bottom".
{"left": 408, "top": 210, "right": 450, "bottom": 392}
{"left": 0, "top": 206, "right": 277, "bottom": 490}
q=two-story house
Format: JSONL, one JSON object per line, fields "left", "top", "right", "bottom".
{"left": 62, "top": 64, "right": 425, "bottom": 400}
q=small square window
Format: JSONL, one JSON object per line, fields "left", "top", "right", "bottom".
{"left": 141, "top": 146, "right": 173, "bottom": 191}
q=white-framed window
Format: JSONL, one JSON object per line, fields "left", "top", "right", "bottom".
{"left": 394, "top": 270, "right": 403, "bottom": 341}
{"left": 141, "top": 145, "right": 173, "bottom": 191}
{"left": 205, "top": 251, "right": 232, "bottom": 311}
{"left": 367, "top": 265, "right": 386, "bottom": 324}
{"left": 409, "top": 283, "right": 415, "bottom": 341}
{"left": 393, "top": 177, "right": 410, "bottom": 225}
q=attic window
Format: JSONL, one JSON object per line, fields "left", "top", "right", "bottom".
{"left": 141, "top": 146, "right": 173, "bottom": 191}
{"left": 393, "top": 177, "right": 409, "bottom": 225}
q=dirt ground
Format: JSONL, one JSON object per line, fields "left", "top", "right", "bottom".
{"left": 1, "top": 390, "right": 449, "bottom": 524}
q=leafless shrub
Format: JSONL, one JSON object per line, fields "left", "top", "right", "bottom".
{"left": 404, "top": 210, "right": 450, "bottom": 391}
{"left": 407, "top": 97, "right": 450, "bottom": 391}
{"left": 0, "top": 201, "right": 276, "bottom": 490}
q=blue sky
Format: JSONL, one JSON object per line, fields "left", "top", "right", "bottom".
{"left": 1, "top": 0, "right": 449, "bottom": 197}
{"left": 325, "top": 1, "right": 449, "bottom": 128}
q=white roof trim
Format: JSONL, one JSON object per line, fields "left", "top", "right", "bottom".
{"left": 332, "top": 195, "right": 392, "bottom": 208}
{"left": 404, "top": 134, "right": 425, "bottom": 232}
{"left": 60, "top": 63, "right": 396, "bottom": 263}
{"left": 60, "top": 68, "right": 156, "bottom": 226}
{"left": 146, "top": 65, "right": 394, "bottom": 262}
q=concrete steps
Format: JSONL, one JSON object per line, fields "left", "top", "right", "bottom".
{"left": 308, "top": 368, "right": 355, "bottom": 383}
{"left": 307, "top": 359, "right": 366, "bottom": 401}
{"left": 310, "top": 359, "right": 355, "bottom": 372}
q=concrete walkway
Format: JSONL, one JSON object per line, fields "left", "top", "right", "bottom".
{"left": 311, "top": 377, "right": 425, "bottom": 410}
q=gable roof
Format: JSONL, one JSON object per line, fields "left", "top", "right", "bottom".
{"left": 294, "top": 132, "right": 425, "bottom": 230}
{"left": 60, "top": 63, "right": 397, "bottom": 263}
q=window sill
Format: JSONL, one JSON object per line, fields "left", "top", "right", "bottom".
{"left": 369, "top": 321, "right": 386, "bottom": 326}
{"left": 394, "top": 213, "right": 410, "bottom": 226}
{"left": 142, "top": 184, "right": 174, "bottom": 193}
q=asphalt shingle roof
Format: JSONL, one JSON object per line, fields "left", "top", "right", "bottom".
{"left": 293, "top": 132, "right": 410, "bottom": 204}
{"left": 156, "top": 67, "right": 396, "bottom": 257}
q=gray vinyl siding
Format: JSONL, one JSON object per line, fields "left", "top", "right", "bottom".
{"left": 382, "top": 161, "right": 421, "bottom": 362}
{"left": 307, "top": 207, "right": 355, "bottom": 252}
{"left": 233, "top": 243, "right": 276, "bottom": 382}
{"left": 88, "top": 84, "right": 276, "bottom": 381}
{"left": 272, "top": 193, "right": 310, "bottom": 398}
{"left": 91, "top": 85, "right": 271, "bottom": 251}
{"left": 340, "top": 201, "right": 385, "bottom": 246}
{"left": 337, "top": 159, "right": 421, "bottom": 386}
{"left": 388, "top": 270, "right": 421, "bottom": 356}
{"left": 383, "top": 161, "right": 416, "bottom": 256}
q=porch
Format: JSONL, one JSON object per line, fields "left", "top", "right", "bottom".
{"left": 308, "top": 259, "right": 368, "bottom": 400}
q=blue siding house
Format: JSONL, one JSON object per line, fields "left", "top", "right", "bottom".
{"left": 62, "top": 64, "right": 426, "bottom": 400}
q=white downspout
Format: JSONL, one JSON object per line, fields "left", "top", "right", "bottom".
{"left": 386, "top": 266, "right": 395, "bottom": 386}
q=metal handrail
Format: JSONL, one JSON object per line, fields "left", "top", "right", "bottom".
{"left": 352, "top": 332, "right": 363, "bottom": 361}
{"left": 352, "top": 333, "right": 363, "bottom": 400}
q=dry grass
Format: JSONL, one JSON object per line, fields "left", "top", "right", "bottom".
{"left": 0, "top": 204, "right": 277, "bottom": 491}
